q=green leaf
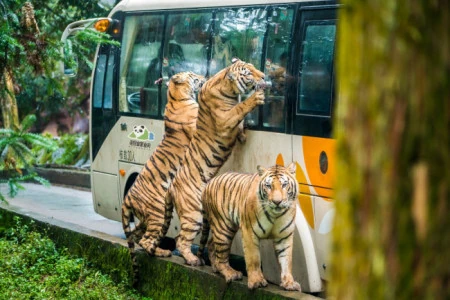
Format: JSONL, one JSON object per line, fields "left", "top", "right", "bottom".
{"left": 20, "top": 115, "right": 37, "bottom": 133}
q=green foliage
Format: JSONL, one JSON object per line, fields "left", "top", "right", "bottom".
{"left": 0, "top": 217, "right": 149, "bottom": 299}
{"left": 0, "top": 114, "right": 56, "bottom": 202}
{"left": 0, "top": 115, "right": 57, "bottom": 169}
{"left": 33, "top": 133, "right": 89, "bottom": 167}
{"left": 1, "top": 0, "right": 120, "bottom": 130}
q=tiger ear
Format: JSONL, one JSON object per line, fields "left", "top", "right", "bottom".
{"left": 287, "top": 162, "right": 296, "bottom": 175}
{"left": 231, "top": 57, "right": 240, "bottom": 64}
{"left": 257, "top": 165, "right": 266, "bottom": 176}
{"left": 171, "top": 74, "right": 184, "bottom": 84}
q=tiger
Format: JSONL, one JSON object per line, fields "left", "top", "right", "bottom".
{"left": 160, "top": 59, "right": 266, "bottom": 266}
{"left": 197, "top": 163, "right": 301, "bottom": 291}
{"left": 121, "top": 71, "right": 205, "bottom": 261}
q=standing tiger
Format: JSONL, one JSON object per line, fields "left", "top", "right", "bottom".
{"left": 121, "top": 72, "right": 205, "bottom": 259}
{"left": 161, "top": 59, "right": 266, "bottom": 266}
{"left": 197, "top": 163, "right": 301, "bottom": 291}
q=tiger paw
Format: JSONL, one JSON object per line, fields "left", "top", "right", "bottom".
{"left": 237, "top": 131, "right": 246, "bottom": 144}
{"left": 280, "top": 280, "right": 301, "bottom": 291}
{"left": 222, "top": 268, "right": 243, "bottom": 283}
{"left": 253, "top": 89, "right": 265, "bottom": 105}
{"left": 247, "top": 272, "right": 268, "bottom": 290}
{"left": 246, "top": 89, "right": 265, "bottom": 107}
{"left": 138, "top": 239, "right": 157, "bottom": 256}
{"left": 184, "top": 253, "right": 203, "bottom": 266}
{"left": 154, "top": 247, "right": 172, "bottom": 257}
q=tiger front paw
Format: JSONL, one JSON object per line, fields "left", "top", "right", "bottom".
{"left": 237, "top": 130, "right": 246, "bottom": 144}
{"left": 247, "top": 271, "right": 268, "bottom": 290}
{"left": 280, "top": 279, "right": 301, "bottom": 291}
{"left": 222, "top": 268, "right": 243, "bottom": 283}
{"left": 253, "top": 89, "right": 265, "bottom": 105}
{"left": 246, "top": 89, "right": 265, "bottom": 107}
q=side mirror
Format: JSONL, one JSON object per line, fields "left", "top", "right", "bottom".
{"left": 60, "top": 18, "right": 115, "bottom": 77}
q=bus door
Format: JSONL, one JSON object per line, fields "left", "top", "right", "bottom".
{"left": 291, "top": 5, "right": 337, "bottom": 281}
{"left": 91, "top": 44, "right": 122, "bottom": 220}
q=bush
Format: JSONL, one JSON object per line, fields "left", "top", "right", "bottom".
{"left": 0, "top": 217, "right": 150, "bottom": 299}
{"left": 33, "top": 133, "right": 90, "bottom": 168}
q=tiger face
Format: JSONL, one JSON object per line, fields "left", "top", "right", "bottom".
{"left": 170, "top": 71, "right": 206, "bottom": 97}
{"left": 257, "top": 163, "right": 298, "bottom": 213}
{"left": 227, "top": 59, "right": 265, "bottom": 95}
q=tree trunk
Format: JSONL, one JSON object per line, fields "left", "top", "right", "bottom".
{"left": 330, "top": 1, "right": 449, "bottom": 299}
{"left": 1, "top": 68, "right": 20, "bottom": 129}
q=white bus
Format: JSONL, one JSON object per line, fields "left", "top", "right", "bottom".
{"left": 62, "top": 0, "right": 338, "bottom": 293}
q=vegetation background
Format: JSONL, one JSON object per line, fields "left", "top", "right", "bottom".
{"left": 1, "top": 0, "right": 120, "bottom": 200}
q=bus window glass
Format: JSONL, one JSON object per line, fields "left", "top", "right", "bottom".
{"left": 263, "top": 7, "right": 294, "bottom": 129}
{"left": 214, "top": 7, "right": 268, "bottom": 126}
{"left": 213, "top": 7, "right": 268, "bottom": 73}
{"left": 161, "top": 12, "right": 212, "bottom": 109}
{"left": 297, "top": 23, "right": 336, "bottom": 116}
{"left": 103, "top": 49, "right": 115, "bottom": 109}
{"left": 93, "top": 54, "right": 106, "bottom": 109}
{"left": 119, "top": 15, "right": 164, "bottom": 115}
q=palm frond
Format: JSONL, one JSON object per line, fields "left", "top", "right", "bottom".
{"left": 9, "top": 142, "right": 33, "bottom": 167}
{"left": 22, "top": 133, "right": 57, "bottom": 151}
{"left": 19, "top": 114, "right": 37, "bottom": 133}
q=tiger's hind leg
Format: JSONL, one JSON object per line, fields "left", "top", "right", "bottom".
{"left": 196, "top": 213, "right": 210, "bottom": 266}
{"left": 212, "top": 227, "right": 242, "bottom": 282}
{"left": 138, "top": 218, "right": 172, "bottom": 257}
{"left": 176, "top": 210, "right": 203, "bottom": 266}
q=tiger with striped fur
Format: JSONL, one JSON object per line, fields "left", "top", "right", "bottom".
{"left": 121, "top": 71, "right": 205, "bottom": 260}
{"left": 161, "top": 59, "right": 266, "bottom": 266}
{"left": 197, "top": 163, "right": 301, "bottom": 291}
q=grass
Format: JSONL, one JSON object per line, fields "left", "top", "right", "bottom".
{"left": 0, "top": 218, "right": 150, "bottom": 300}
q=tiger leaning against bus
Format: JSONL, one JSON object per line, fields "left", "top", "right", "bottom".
{"left": 160, "top": 59, "right": 266, "bottom": 266}
{"left": 121, "top": 71, "right": 205, "bottom": 260}
{"left": 197, "top": 163, "right": 301, "bottom": 291}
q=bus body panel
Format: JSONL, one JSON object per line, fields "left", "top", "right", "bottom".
{"left": 91, "top": 116, "right": 165, "bottom": 176}
{"left": 92, "top": 171, "right": 122, "bottom": 220}
{"left": 293, "top": 135, "right": 335, "bottom": 281}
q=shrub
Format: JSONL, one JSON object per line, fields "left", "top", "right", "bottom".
{"left": 0, "top": 217, "right": 150, "bottom": 299}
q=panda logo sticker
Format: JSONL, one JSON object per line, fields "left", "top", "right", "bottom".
{"left": 128, "top": 125, "right": 155, "bottom": 141}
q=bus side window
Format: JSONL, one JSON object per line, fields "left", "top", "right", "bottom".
{"left": 214, "top": 7, "right": 269, "bottom": 127}
{"left": 263, "top": 7, "right": 294, "bottom": 130}
{"left": 297, "top": 23, "right": 335, "bottom": 116}
{"left": 119, "top": 15, "right": 164, "bottom": 116}
{"left": 160, "top": 12, "right": 212, "bottom": 110}
{"left": 103, "top": 48, "right": 115, "bottom": 110}
{"left": 92, "top": 54, "right": 107, "bottom": 109}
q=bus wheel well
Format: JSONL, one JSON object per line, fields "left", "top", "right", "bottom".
{"left": 124, "top": 173, "right": 139, "bottom": 199}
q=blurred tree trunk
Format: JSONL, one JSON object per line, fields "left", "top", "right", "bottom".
{"left": 1, "top": 69, "right": 20, "bottom": 129}
{"left": 330, "top": 1, "right": 449, "bottom": 299}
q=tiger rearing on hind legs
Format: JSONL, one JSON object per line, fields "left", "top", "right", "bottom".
{"left": 121, "top": 72, "right": 205, "bottom": 264}
{"left": 163, "top": 59, "right": 266, "bottom": 266}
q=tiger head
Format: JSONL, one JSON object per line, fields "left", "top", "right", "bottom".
{"left": 226, "top": 58, "right": 266, "bottom": 95}
{"left": 169, "top": 72, "right": 206, "bottom": 99}
{"left": 257, "top": 163, "right": 298, "bottom": 213}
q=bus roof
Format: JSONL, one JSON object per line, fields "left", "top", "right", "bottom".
{"left": 111, "top": 0, "right": 322, "bottom": 15}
